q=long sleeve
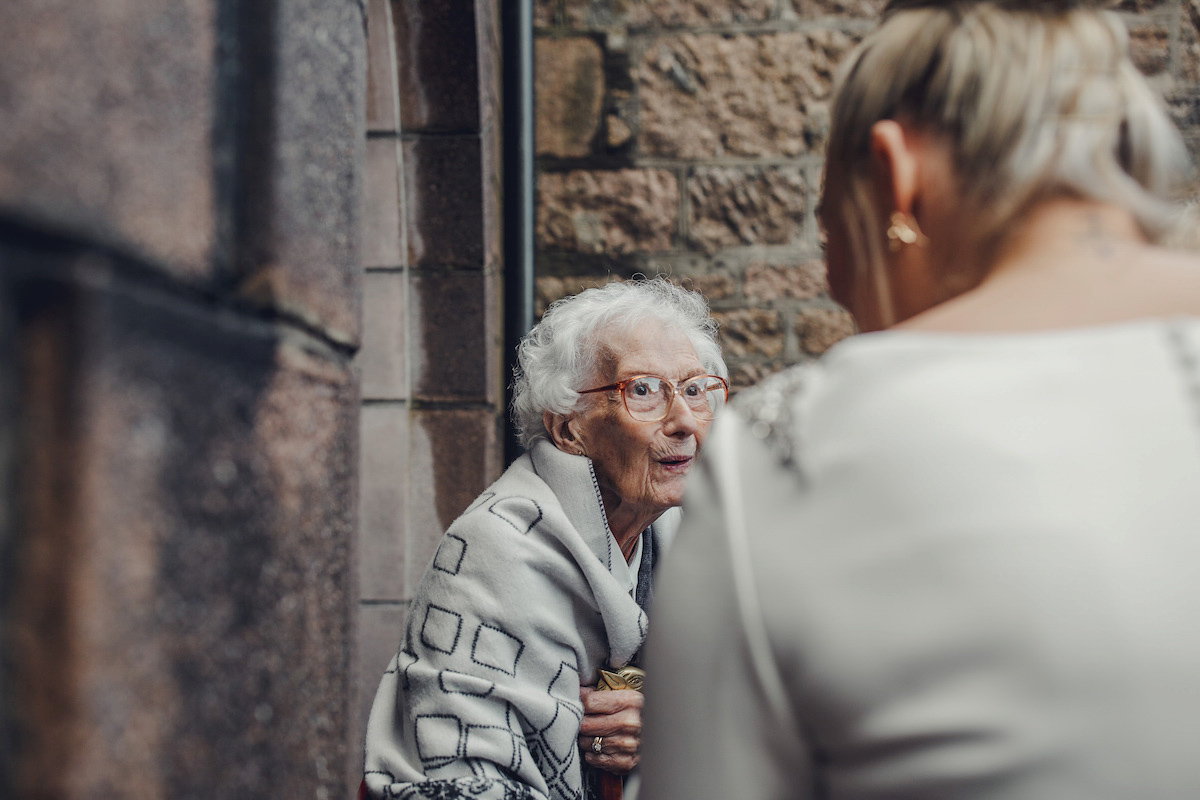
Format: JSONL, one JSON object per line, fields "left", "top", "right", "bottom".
{"left": 644, "top": 322, "right": 1200, "bottom": 800}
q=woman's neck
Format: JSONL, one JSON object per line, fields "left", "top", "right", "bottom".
{"left": 601, "top": 490, "right": 662, "bottom": 564}
{"left": 985, "top": 198, "right": 1149, "bottom": 277}
{"left": 898, "top": 198, "right": 1200, "bottom": 333}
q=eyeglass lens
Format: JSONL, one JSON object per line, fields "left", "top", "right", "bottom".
{"left": 623, "top": 376, "right": 727, "bottom": 421}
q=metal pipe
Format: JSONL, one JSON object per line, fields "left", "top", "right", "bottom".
{"left": 502, "top": 0, "right": 536, "bottom": 465}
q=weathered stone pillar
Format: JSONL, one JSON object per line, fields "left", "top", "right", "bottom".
{"left": 0, "top": 1, "right": 365, "bottom": 797}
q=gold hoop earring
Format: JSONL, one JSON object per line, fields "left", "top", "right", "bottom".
{"left": 886, "top": 211, "right": 928, "bottom": 252}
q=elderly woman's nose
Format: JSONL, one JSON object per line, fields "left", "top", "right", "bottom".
{"left": 662, "top": 393, "right": 701, "bottom": 434}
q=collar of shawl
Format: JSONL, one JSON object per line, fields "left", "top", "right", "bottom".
{"left": 528, "top": 439, "right": 680, "bottom": 578}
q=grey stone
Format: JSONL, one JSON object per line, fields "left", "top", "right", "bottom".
{"left": 0, "top": 0, "right": 219, "bottom": 276}
{"left": 639, "top": 31, "right": 855, "bottom": 159}
{"left": 537, "top": 169, "right": 679, "bottom": 253}
{"left": 535, "top": 37, "right": 605, "bottom": 158}
{"left": 2, "top": 258, "right": 358, "bottom": 799}
{"left": 234, "top": 0, "right": 365, "bottom": 347}
{"left": 360, "top": 404, "right": 409, "bottom": 601}
{"left": 361, "top": 273, "right": 408, "bottom": 400}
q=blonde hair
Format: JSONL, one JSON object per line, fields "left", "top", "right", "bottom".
{"left": 827, "top": 0, "right": 1193, "bottom": 322}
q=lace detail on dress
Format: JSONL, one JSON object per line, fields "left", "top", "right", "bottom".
{"left": 732, "top": 363, "right": 819, "bottom": 474}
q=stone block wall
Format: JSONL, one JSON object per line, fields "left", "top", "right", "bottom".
{"left": 0, "top": 1, "right": 365, "bottom": 798}
{"left": 355, "top": 0, "right": 506, "bottom": 782}
{"left": 534, "top": 0, "right": 1200, "bottom": 388}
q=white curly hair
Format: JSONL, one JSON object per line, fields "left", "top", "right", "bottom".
{"left": 510, "top": 278, "right": 727, "bottom": 449}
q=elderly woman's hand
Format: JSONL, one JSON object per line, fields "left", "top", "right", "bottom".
{"left": 578, "top": 686, "right": 644, "bottom": 775}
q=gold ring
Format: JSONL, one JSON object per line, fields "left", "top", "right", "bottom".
{"left": 592, "top": 736, "right": 603, "bottom": 754}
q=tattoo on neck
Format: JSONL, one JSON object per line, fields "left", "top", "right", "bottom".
{"left": 1087, "top": 212, "right": 1115, "bottom": 259}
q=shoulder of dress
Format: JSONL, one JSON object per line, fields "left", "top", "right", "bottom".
{"left": 730, "top": 362, "right": 821, "bottom": 472}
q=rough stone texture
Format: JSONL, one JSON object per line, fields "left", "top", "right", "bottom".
{"left": 797, "top": 305, "right": 856, "bottom": 355}
{"left": 628, "top": 0, "right": 777, "bottom": 27}
{"left": 536, "top": 274, "right": 624, "bottom": 315}
{"left": 234, "top": 0, "right": 364, "bottom": 348}
{"left": 605, "top": 109, "right": 633, "bottom": 150}
{"left": 364, "top": 138, "right": 404, "bottom": 269}
{"left": 1114, "top": 0, "right": 1168, "bottom": 11}
{"left": 536, "top": 37, "right": 606, "bottom": 157}
{"left": 727, "top": 360, "right": 788, "bottom": 392}
{"left": 536, "top": 0, "right": 776, "bottom": 28}
{"left": 361, "top": 272, "right": 407, "bottom": 400}
{"left": 744, "top": 260, "right": 828, "bottom": 301}
{"left": 412, "top": 270, "right": 500, "bottom": 403}
{"left": 360, "top": 404, "right": 408, "bottom": 600}
{"left": 1168, "top": 89, "right": 1200, "bottom": 129}
{"left": 478, "top": 0, "right": 503, "bottom": 138}
{"left": 675, "top": 272, "right": 738, "bottom": 301}
{"left": 403, "top": 136, "right": 489, "bottom": 269}
{"left": 688, "top": 166, "right": 808, "bottom": 252}
{"left": 639, "top": 31, "right": 854, "bottom": 158}
{"left": 532, "top": 0, "right": 1200, "bottom": 403}
{"left": 393, "top": 0, "right": 481, "bottom": 132}
{"left": 0, "top": 0, "right": 217, "bottom": 276}
{"left": 538, "top": 169, "right": 679, "bottom": 252}
{"left": 1128, "top": 20, "right": 1171, "bottom": 78}
{"left": 1182, "top": 0, "right": 1200, "bottom": 84}
{"left": 791, "top": 0, "right": 885, "bottom": 17}
{"left": 483, "top": 115, "right": 505, "bottom": 273}
{"left": 536, "top": 0, "right": 557, "bottom": 26}
{"left": 534, "top": 271, "right": 735, "bottom": 315}
{"left": 713, "top": 308, "right": 784, "bottom": 358}
{"left": 5, "top": 266, "right": 356, "bottom": 800}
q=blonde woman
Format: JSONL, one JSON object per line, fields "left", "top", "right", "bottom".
{"left": 640, "top": 1, "right": 1200, "bottom": 798}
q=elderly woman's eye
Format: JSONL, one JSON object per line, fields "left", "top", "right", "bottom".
{"left": 629, "top": 381, "right": 654, "bottom": 397}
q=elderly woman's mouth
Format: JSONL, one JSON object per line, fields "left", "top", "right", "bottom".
{"left": 657, "top": 455, "right": 694, "bottom": 472}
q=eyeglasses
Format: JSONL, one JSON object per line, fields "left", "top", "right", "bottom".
{"left": 578, "top": 374, "right": 729, "bottom": 422}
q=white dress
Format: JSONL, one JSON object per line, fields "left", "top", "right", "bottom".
{"left": 640, "top": 319, "right": 1200, "bottom": 800}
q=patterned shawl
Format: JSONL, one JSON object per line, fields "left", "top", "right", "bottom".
{"left": 364, "top": 439, "right": 677, "bottom": 800}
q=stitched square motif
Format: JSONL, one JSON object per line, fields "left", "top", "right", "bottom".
{"left": 415, "top": 714, "right": 464, "bottom": 769}
{"left": 471, "top": 623, "right": 524, "bottom": 676}
{"left": 420, "top": 605, "right": 463, "bottom": 655}
{"left": 433, "top": 534, "right": 467, "bottom": 575}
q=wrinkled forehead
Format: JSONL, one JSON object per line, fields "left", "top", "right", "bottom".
{"left": 589, "top": 321, "right": 702, "bottom": 382}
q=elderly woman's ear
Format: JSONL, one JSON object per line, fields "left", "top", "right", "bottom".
{"left": 544, "top": 411, "right": 587, "bottom": 456}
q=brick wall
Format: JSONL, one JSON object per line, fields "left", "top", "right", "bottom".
{"left": 534, "top": 0, "right": 1200, "bottom": 389}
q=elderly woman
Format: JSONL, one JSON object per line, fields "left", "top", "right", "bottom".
{"left": 363, "top": 278, "right": 728, "bottom": 800}
{"left": 642, "top": 1, "right": 1200, "bottom": 799}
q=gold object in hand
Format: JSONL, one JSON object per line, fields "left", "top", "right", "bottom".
{"left": 595, "top": 665, "right": 645, "bottom": 693}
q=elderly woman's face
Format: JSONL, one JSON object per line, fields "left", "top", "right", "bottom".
{"left": 572, "top": 323, "right": 713, "bottom": 521}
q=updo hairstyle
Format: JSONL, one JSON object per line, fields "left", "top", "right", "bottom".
{"left": 826, "top": 0, "right": 1193, "bottom": 323}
